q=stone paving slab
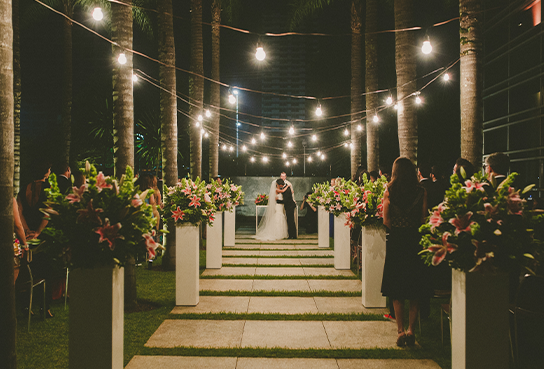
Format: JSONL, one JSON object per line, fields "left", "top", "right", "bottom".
{"left": 255, "top": 267, "right": 306, "bottom": 276}
{"left": 337, "top": 359, "right": 441, "bottom": 368}
{"left": 260, "top": 250, "right": 301, "bottom": 256}
{"left": 237, "top": 358, "right": 338, "bottom": 369}
{"left": 314, "top": 297, "right": 388, "bottom": 315}
{"left": 222, "top": 250, "right": 260, "bottom": 256}
{"left": 247, "top": 297, "right": 318, "bottom": 314}
{"left": 297, "top": 250, "right": 334, "bottom": 256}
{"left": 200, "top": 267, "right": 256, "bottom": 276}
{"left": 257, "top": 258, "right": 302, "bottom": 266}
{"left": 221, "top": 257, "right": 258, "bottom": 265}
{"left": 303, "top": 268, "right": 356, "bottom": 277}
{"left": 323, "top": 321, "right": 401, "bottom": 349}
{"left": 294, "top": 244, "right": 325, "bottom": 249}
{"left": 308, "top": 280, "right": 362, "bottom": 292}
{"left": 145, "top": 320, "right": 245, "bottom": 348}
{"left": 171, "top": 296, "right": 250, "bottom": 314}
{"left": 299, "top": 258, "right": 334, "bottom": 266}
{"left": 199, "top": 279, "right": 254, "bottom": 292}
{"left": 252, "top": 279, "right": 310, "bottom": 292}
{"left": 125, "top": 356, "right": 238, "bottom": 369}
{"left": 241, "top": 320, "right": 331, "bottom": 349}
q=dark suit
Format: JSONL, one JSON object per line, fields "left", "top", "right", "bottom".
{"left": 282, "top": 186, "right": 297, "bottom": 239}
{"left": 57, "top": 174, "right": 72, "bottom": 195}
{"left": 420, "top": 178, "right": 441, "bottom": 210}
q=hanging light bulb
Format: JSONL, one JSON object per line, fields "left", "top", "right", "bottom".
{"left": 228, "top": 89, "right": 236, "bottom": 104}
{"left": 251, "top": 137, "right": 257, "bottom": 145}
{"left": 262, "top": 156, "right": 268, "bottom": 163}
{"left": 204, "top": 132, "right": 209, "bottom": 138}
{"left": 201, "top": 129, "right": 205, "bottom": 135}
{"left": 373, "top": 114, "right": 379, "bottom": 123}
{"left": 315, "top": 103, "right": 322, "bottom": 117}
{"left": 307, "top": 156, "right": 312, "bottom": 162}
{"left": 195, "top": 122, "right": 200, "bottom": 127}
{"left": 250, "top": 156, "right": 255, "bottom": 162}
{"left": 117, "top": 53, "right": 127, "bottom": 65}
{"left": 288, "top": 126, "right": 295, "bottom": 135}
{"left": 282, "top": 153, "right": 287, "bottom": 159}
{"left": 292, "top": 158, "right": 297, "bottom": 164}
{"left": 344, "top": 128, "right": 349, "bottom": 136}
{"left": 385, "top": 96, "right": 393, "bottom": 105}
{"left": 222, "top": 144, "right": 227, "bottom": 150}
{"left": 443, "top": 73, "right": 450, "bottom": 81}
{"left": 415, "top": 94, "right": 422, "bottom": 104}
{"left": 344, "top": 143, "right": 349, "bottom": 148}
{"left": 229, "top": 146, "right": 234, "bottom": 152}
{"left": 132, "top": 74, "right": 138, "bottom": 82}
{"left": 260, "top": 132, "right": 265, "bottom": 140}
{"left": 357, "top": 124, "right": 363, "bottom": 131}
{"left": 92, "top": 7, "right": 103, "bottom": 21}
{"left": 394, "top": 104, "right": 398, "bottom": 110}
{"left": 317, "top": 151, "right": 321, "bottom": 157}
{"left": 255, "top": 45, "right": 266, "bottom": 61}
{"left": 312, "top": 134, "right": 317, "bottom": 142}
{"left": 198, "top": 114, "right": 203, "bottom": 122}
{"left": 205, "top": 109, "right": 211, "bottom": 118}
{"left": 285, "top": 161, "right": 290, "bottom": 166}
{"left": 421, "top": 36, "right": 432, "bottom": 54}
{"left": 287, "top": 141, "right": 293, "bottom": 148}
{"left": 242, "top": 145, "right": 247, "bottom": 152}
{"left": 321, "top": 154, "right": 325, "bottom": 160}
{"left": 349, "top": 143, "right": 353, "bottom": 148}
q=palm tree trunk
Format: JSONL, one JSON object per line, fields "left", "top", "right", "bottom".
{"left": 350, "top": 0, "right": 363, "bottom": 179}
{"left": 209, "top": 0, "right": 221, "bottom": 181}
{"left": 394, "top": 0, "right": 417, "bottom": 163}
{"left": 189, "top": 0, "right": 203, "bottom": 180}
{"left": 13, "top": 0, "right": 20, "bottom": 196}
{"left": 111, "top": 0, "right": 136, "bottom": 309}
{"left": 460, "top": 0, "right": 483, "bottom": 168}
{"left": 365, "top": 0, "right": 379, "bottom": 172}
{"left": 0, "top": 0, "right": 16, "bottom": 366}
{"left": 158, "top": 0, "right": 178, "bottom": 270}
{"left": 61, "top": 3, "right": 72, "bottom": 164}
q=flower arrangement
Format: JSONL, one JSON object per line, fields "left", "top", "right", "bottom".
{"left": 255, "top": 193, "right": 269, "bottom": 206}
{"left": 227, "top": 182, "right": 244, "bottom": 209}
{"left": 344, "top": 174, "right": 387, "bottom": 229}
{"left": 40, "top": 163, "right": 161, "bottom": 269}
{"left": 320, "top": 178, "right": 359, "bottom": 217}
{"left": 419, "top": 172, "right": 544, "bottom": 273}
{"left": 163, "top": 177, "right": 216, "bottom": 226}
{"left": 206, "top": 179, "right": 243, "bottom": 212}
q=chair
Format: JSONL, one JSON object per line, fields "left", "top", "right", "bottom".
{"left": 18, "top": 249, "right": 46, "bottom": 331}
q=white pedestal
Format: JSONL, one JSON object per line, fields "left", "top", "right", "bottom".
{"left": 206, "top": 212, "right": 222, "bottom": 269}
{"left": 224, "top": 207, "right": 236, "bottom": 246}
{"left": 334, "top": 214, "right": 350, "bottom": 270}
{"left": 361, "top": 225, "right": 387, "bottom": 308}
{"left": 176, "top": 224, "right": 200, "bottom": 306}
{"left": 318, "top": 206, "right": 329, "bottom": 248}
{"left": 451, "top": 269, "right": 509, "bottom": 369}
{"left": 69, "top": 266, "right": 124, "bottom": 369}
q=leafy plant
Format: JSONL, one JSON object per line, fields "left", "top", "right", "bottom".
{"left": 162, "top": 178, "right": 216, "bottom": 226}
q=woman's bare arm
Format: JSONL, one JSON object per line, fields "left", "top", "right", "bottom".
{"left": 13, "top": 198, "right": 27, "bottom": 246}
{"left": 383, "top": 190, "right": 391, "bottom": 229}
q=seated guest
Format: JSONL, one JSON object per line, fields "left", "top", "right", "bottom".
{"left": 55, "top": 163, "right": 72, "bottom": 194}
{"left": 453, "top": 157, "right": 474, "bottom": 182}
{"left": 485, "top": 152, "right": 509, "bottom": 188}
{"left": 301, "top": 192, "right": 317, "bottom": 233}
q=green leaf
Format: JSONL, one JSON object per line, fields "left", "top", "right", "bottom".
{"left": 523, "top": 253, "right": 535, "bottom": 259}
{"left": 522, "top": 184, "right": 535, "bottom": 194}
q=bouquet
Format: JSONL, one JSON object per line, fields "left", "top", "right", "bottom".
{"left": 419, "top": 172, "right": 544, "bottom": 273}
{"left": 163, "top": 177, "right": 216, "bottom": 226}
{"left": 255, "top": 193, "right": 269, "bottom": 206}
{"left": 227, "top": 181, "right": 244, "bottom": 209}
{"left": 41, "top": 162, "right": 161, "bottom": 269}
{"left": 344, "top": 174, "right": 387, "bottom": 229}
{"left": 323, "top": 178, "right": 358, "bottom": 217}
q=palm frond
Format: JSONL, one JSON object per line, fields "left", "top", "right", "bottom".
{"left": 133, "top": 0, "right": 156, "bottom": 38}
{"left": 288, "top": 0, "right": 337, "bottom": 30}
{"left": 221, "top": 0, "right": 242, "bottom": 25}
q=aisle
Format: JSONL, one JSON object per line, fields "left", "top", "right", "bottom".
{"left": 126, "top": 231, "right": 441, "bottom": 368}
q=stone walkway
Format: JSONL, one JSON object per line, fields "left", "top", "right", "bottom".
{"left": 126, "top": 229, "right": 441, "bottom": 369}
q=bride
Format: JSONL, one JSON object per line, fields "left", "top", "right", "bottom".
{"left": 255, "top": 179, "right": 289, "bottom": 241}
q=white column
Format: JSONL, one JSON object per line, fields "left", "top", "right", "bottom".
{"left": 361, "top": 225, "right": 387, "bottom": 308}
{"left": 206, "top": 212, "right": 222, "bottom": 269}
{"left": 318, "top": 206, "right": 329, "bottom": 248}
{"left": 176, "top": 224, "right": 200, "bottom": 306}
{"left": 334, "top": 213, "right": 350, "bottom": 269}
{"left": 451, "top": 269, "right": 509, "bottom": 369}
{"left": 224, "top": 207, "right": 236, "bottom": 246}
{"left": 69, "top": 266, "right": 124, "bottom": 369}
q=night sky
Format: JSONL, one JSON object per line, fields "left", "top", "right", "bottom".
{"left": 19, "top": 0, "right": 461, "bottom": 182}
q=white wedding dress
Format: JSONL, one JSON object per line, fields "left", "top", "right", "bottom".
{"left": 255, "top": 180, "right": 289, "bottom": 241}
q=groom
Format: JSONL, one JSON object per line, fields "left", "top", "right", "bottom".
{"left": 277, "top": 177, "right": 297, "bottom": 239}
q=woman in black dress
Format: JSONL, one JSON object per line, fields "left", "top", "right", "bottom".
{"left": 381, "top": 157, "right": 430, "bottom": 347}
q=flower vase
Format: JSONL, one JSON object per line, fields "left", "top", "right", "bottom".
{"left": 361, "top": 225, "right": 387, "bottom": 308}
{"left": 206, "top": 212, "right": 222, "bottom": 269}
{"left": 224, "top": 207, "right": 236, "bottom": 246}
{"left": 176, "top": 223, "right": 200, "bottom": 306}
{"left": 334, "top": 213, "right": 350, "bottom": 269}
{"left": 69, "top": 266, "right": 124, "bottom": 369}
{"left": 318, "top": 206, "right": 329, "bottom": 248}
{"left": 451, "top": 269, "right": 509, "bottom": 369}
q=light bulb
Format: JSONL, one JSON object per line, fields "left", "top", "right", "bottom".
{"left": 117, "top": 53, "right": 127, "bottom": 65}
{"left": 132, "top": 74, "right": 138, "bottom": 82}
{"left": 349, "top": 143, "right": 353, "bottom": 148}
{"left": 255, "top": 46, "right": 266, "bottom": 61}
{"left": 344, "top": 143, "right": 349, "bottom": 148}
{"left": 229, "top": 146, "right": 234, "bottom": 152}
{"left": 201, "top": 129, "right": 205, "bottom": 135}
{"left": 292, "top": 158, "right": 297, "bottom": 164}
{"left": 422, "top": 40, "right": 432, "bottom": 54}
{"left": 222, "top": 144, "right": 227, "bottom": 150}
{"left": 315, "top": 105, "right": 322, "bottom": 117}
{"left": 415, "top": 95, "right": 422, "bottom": 104}
{"left": 394, "top": 104, "right": 398, "bottom": 110}
{"left": 285, "top": 161, "right": 290, "bottom": 166}
{"left": 287, "top": 141, "right": 293, "bottom": 148}
{"left": 204, "top": 132, "right": 209, "bottom": 138}
{"left": 321, "top": 154, "right": 325, "bottom": 160}
{"left": 312, "top": 134, "right": 317, "bottom": 141}
{"left": 250, "top": 157, "right": 255, "bottom": 162}
{"left": 233, "top": 89, "right": 239, "bottom": 95}
{"left": 198, "top": 114, "right": 203, "bottom": 121}
{"left": 92, "top": 7, "right": 103, "bottom": 21}
{"left": 242, "top": 145, "right": 247, "bottom": 151}
{"left": 308, "top": 156, "right": 312, "bottom": 162}
{"left": 357, "top": 124, "right": 362, "bottom": 131}
{"left": 443, "top": 73, "right": 450, "bottom": 81}
{"left": 317, "top": 151, "right": 321, "bottom": 157}
{"left": 260, "top": 132, "right": 265, "bottom": 140}
{"left": 228, "top": 94, "right": 236, "bottom": 104}
{"left": 263, "top": 156, "right": 268, "bottom": 163}
{"left": 282, "top": 153, "right": 287, "bottom": 159}
{"left": 251, "top": 138, "right": 257, "bottom": 145}
{"left": 373, "top": 114, "right": 379, "bottom": 123}
{"left": 344, "top": 128, "right": 349, "bottom": 136}
{"left": 386, "top": 96, "right": 393, "bottom": 105}
{"left": 288, "top": 126, "right": 295, "bottom": 135}
{"left": 195, "top": 122, "right": 200, "bottom": 127}
{"left": 205, "top": 109, "right": 211, "bottom": 117}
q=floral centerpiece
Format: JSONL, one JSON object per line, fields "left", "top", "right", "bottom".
{"left": 419, "top": 172, "right": 544, "bottom": 272}
{"left": 322, "top": 178, "right": 359, "bottom": 217}
{"left": 227, "top": 181, "right": 244, "bottom": 209}
{"left": 163, "top": 177, "right": 216, "bottom": 226}
{"left": 255, "top": 193, "right": 269, "bottom": 206}
{"left": 40, "top": 163, "right": 161, "bottom": 269}
{"left": 344, "top": 174, "right": 387, "bottom": 229}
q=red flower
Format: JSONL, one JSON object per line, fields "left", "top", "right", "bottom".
{"left": 95, "top": 172, "right": 113, "bottom": 192}
{"left": 449, "top": 212, "right": 475, "bottom": 235}
{"left": 376, "top": 202, "right": 384, "bottom": 218}
{"left": 131, "top": 194, "right": 143, "bottom": 207}
{"left": 66, "top": 185, "right": 87, "bottom": 203}
{"left": 77, "top": 199, "right": 103, "bottom": 225}
{"left": 95, "top": 219, "right": 123, "bottom": 250}
{"left": 189, "top": 195, "right": 201, "bottom": 208}
{"left": 181, "top": 187, "right": 192, "bottom": 195}
{"left": 143, "top": 230, "right": 158, "bottom": 259}
{"left": 171, "top": 206, "right": 185, "bottom": 221}
{"left": 429, "top": 210, "right": 443, "bottom": 231}
{"left": 427, "top": 232, "right": 457, "bottom": 266}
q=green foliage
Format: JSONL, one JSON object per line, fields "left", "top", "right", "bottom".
{"left": 162, "top": 177, "right": 217, "bottom": 226}
{"left": 254, "top": 193, "right": 269, "bottom": 205}
{"left": 40, "top": 163, "right": 158, "bottom": 269}
{"left": 345, "top": 174, "right": 387, "bottom": 229}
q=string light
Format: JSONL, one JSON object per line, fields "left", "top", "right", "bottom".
{"left": 260, "top": 132, "right": 265, "bottom": 140}
{"left": 292, "top": 158, "right": 297, "bottom": 164}
{"left": 205, "top": 109, "right": 211, "bottom": 117}
{"left": 394, "top": 104, "right": 398, "bottom": 110}
{"left": 349, "top": 142, "right": 353, "bottom": 148}
{"left": 92, "top": 7, "right": 103, "bottom": 21}
{"left": 321, "top": 154, "right": 325, "bottom": 160}
{"left": 250, "top": 157, "right": 255, "bottom": 162}
{"left": 343, "top": 128, "right": 349, "bottom": 136}
{"left": 443, "top": 73, "right": 450, "bottom": 81}
{"left": 285, "top": 161, "right": 290, "bottom": 166}
{"left": 357, "top": 124, "right": 362, "bottom": 131}
{"left": 229, "top": 146, "right": 234, "bottom": 152}
{"left": 262, "top": 156, "right": 268, "bottom": 163}
{"left": 415, "top": 93, "right": 422, "bottom": 104}
{"left": 385, "top": 96, "right": 393, "bottom": 105}
{"left": 132, "top": 74, "right": 138, "bottom": 82}
{"left": 251, "top": 138, "right": 256, "bottom": 145}
{"left": 288, "top": 126, "right": 295, "bottom": 135}
{"left": 201, "top": 129, "right": 205, "bottom": 135}
{"left": 311, "top": 134, "right": 317, "bottom": 141}
{"left": 307, "top": 156, "right": 312, "bottom": 162}
{"left": 282, "top": 153, "right": 287, "bottom": 159}
{"left": 228, "top": 90, "right": 236, "bottom": 104}
{"left": 195, "top": 122, "right": 200, "bottom": 127}
{"left": 117, "top": 53, "right": 127, "bottom": 64}
{"left": 344, "top": 143, "right": 349, "bottom": 148}
{"left": 242, "top": 145, "right": 247, "bottom": 152}
{"left": 197, "top": 114, "right": 203, "bottom": 122}
{"left": 287, "top": 141, "right": 293, "bottom": 148}
{"left": 315, "top": 103, "right": 322, "bottom": 117}
{"left": 317, "top": 151, "right": 321, "bottom": 157}
{"left": 204, "top": 132, "right": 209, "bottom": 138}
{"left": 222, "top": 144, "right": 227, "bottom": 150}
{"left": 421, "top": 33, "right": 432, "bottom": 54}
{"left": 373, "top": 114, "right": 379, "bottom": 123}
{"left": 255, "top": 45, "right": 266, "bottom": 61}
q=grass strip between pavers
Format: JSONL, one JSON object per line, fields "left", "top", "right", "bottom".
{"left": 200, "top": 290, "right": 359, "bottom": 297}
{"left": 167, "top": 312, "right": 386, "bottom": 321}
{"left": 200, "top": 274, "right": 359, "bottom": 280}
{"left": 222, "top": 254, "right": 333, "bottom": 258}
{"left": 140, "top": 347, "right": 434, "bottom": 360}
{"left": 234, "top": 242, "right": 319, "bottom": 245}
{"left": 221, "top": 264, "right": 333, "bottom": 268}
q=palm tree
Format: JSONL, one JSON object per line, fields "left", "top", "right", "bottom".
{"left": 13, "top": 0, "right": 20, "bottom": 196}
{"left": 459, "top": 0, "right": 483, "bottom": 168}
{"left": 0, "top": 0, "right": 16, "bottom": 366}
{"left": 209, "top": 0, "right": 220, "bottom": 181}
{"left": 350, "top": 0, "right": 363, "bottom": 178}
{"left": 394, "top": 0, "right": 418, "bottom": 163}
{"left": 189, "top": 0, "right": 203, "bottom": 180}
{"left": 365, "top": 0, "right": 379, "bottom": 172}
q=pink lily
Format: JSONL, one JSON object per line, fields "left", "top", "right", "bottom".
{"left": 143, "top": 230, "right": 158, "bottom": 259}
{"left": 181, "top": 187, "right": 192, "bottom": 195}
{"left": 464, "top": 179, "right": 488, "bottom": 193}
{"left": 77, "top": 199, "right": 103, "bottom": 225}
{"left": 429, "top": 210, "right": 443, "bottom": 231}
{"left": 95, "top": 172, "right": 113, "bottom": 192}
{"left": 171, "top": 206, "right": 184, "bottom": 221}
{"left": 66, "top": 185, "right": 87, "bottom": 203}
{"left": 95, "top": 219, "right": 123, "bottom": 250}
{"left": 449, "top": 212, "right": 475, "bottom": 235}
{"left": 427, "top": 232, "right": 457, "bottom": 266}
{"left": 131, "top": 194, "right": 143, "bottom": 207}
{"left": 189, "top": 195, "right": 201, "bottom": 208}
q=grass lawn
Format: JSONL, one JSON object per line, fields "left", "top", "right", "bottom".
{"left": 16, "top": 249, "right": 452, "bottom": 369}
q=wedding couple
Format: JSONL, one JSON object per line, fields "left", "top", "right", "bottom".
{"left": 256, "top": 172, "right": 297, "bottom": 240}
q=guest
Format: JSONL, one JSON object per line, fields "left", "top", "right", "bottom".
{"left": 54, "top": 163, "right": 72, "bottom": 194}
{"left": 485, "top": 152, "right": 509, "bottom": 188}
{"left": 369, "top": 171, "right": 379, "bottom": 183}
{"left": 431, "top": 163, "right": 450, "bottom": 197}
{"left": 13, "top": 198, "right": 28, "bottom": 285}
{"left": 379, "top": 166, "right": 391, "bottom": 182}
{"left": 301, "top": 192, "right": 317, "bottom": 234}
{"left": 152, "top": 175, "right": 163, "bottom": 209}
{"left": 353, "top": 166, "right": 367, "bottom": 185}
{"left": 453, "top": 157, "right": 474, "bottom": 182}
{"left": 73, "top": 171, "right": 86, "bottom": 188}
{"left": 381, "top": 157, "right": 431, "bottom": 347}
{"left": 418, "top": 163, "right": 440, "bottom": 210}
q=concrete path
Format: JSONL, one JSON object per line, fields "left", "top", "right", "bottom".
{"left": 127, "top": 230, "right": 440, "bottom": 368}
